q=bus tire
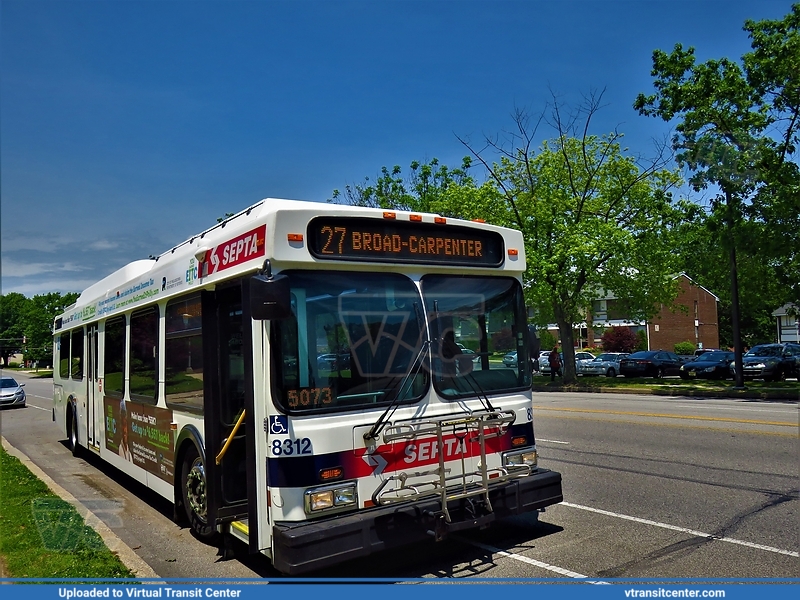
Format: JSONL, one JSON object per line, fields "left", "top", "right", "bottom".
{"left": 181, "top": 444, "right": 216, "bottom": 541}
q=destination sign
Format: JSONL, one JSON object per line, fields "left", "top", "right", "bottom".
{"left": 307, "top": 217, "right": 504, "bottom": 267}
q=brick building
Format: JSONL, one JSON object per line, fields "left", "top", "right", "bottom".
{"left": 647, "top": 274, "right": 720, "bottom": 351}
{"left": 545, "top": 273, "right": 720, "bottom": 352}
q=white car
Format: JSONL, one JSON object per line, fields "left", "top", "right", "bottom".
{"left": 577, "top": 352, "right": 629, "bottom": 377}
{"left": 535, "top": 351, "right": 550, "bottom": 374}
{"left": 540, "top": 351, "right": 594, "bottom": 374}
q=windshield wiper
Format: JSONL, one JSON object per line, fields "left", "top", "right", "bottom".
{"left": 363, "top": 338, "right": 430, "bottom": 443}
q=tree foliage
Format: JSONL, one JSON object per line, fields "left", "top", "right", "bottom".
{"left": 330, "top": 158, "right": 485, "bottom": 217}
{"left": 677, "top": 209, "right": 784, "bottom": 346}
{"left": 0, "top": 292, "right": 78, "bottom": 366}
{"left": 635, "top": 4, "right": 800, "bottom": 382}
{"left": 0, "top": 293, "right": 28, "bottom": 366}
{"left": 331, "top": 94, "right": 689, "bottom": 384}
{"left": 674, "top": 341, "right": 696, "bottom": 355}
{"left": 600, "top": 326, "right": 638, "bottom": 353}
{"left": 459, "top": 94, "right": 686, "bottom": 382}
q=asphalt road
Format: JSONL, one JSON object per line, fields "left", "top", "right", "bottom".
{"left": 1, "top": 371, "right": 797, "bottom": 580}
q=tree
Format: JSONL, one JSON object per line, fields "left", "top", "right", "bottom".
{"left": 677, "top": 209, "right": 785, "bottom": 346}
{"left": 458, "top": 94, "right": 686, "bottom": 383}
{"left": 0, "top": 293, "right": 29, "bottom": 366}
{"left": 634, "top": 4, "right": 800, "bottom": 385}
{"left": 538, "top": 329, "right": 557, "bottom": 352}
{"left": 330, "top": 157, "right": 480, "bottom": 216}
{"left": 24, "top": 292, "right": 79, "bottom": 365}
{"left": 601, "top": 327, "right": 638, "bottom": 353}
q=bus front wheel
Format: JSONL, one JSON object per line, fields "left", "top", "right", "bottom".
{"left": 181, "top": 445, "right": 216, "bottom": 541}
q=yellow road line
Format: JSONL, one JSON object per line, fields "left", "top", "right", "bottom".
{"left": 534, "top": 406, "right": 796, "bottom": 427}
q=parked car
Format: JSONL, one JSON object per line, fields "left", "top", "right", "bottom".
{"left": 679, "top": 351, "right": 735, "bottom": 380}
{"left": 541, "top": 351, "right": 593, "bottom": 374}
{"left": 456, "top": 342, "right": 480, "bottom": 363}
{"left": 539, "top": 351, "right": 561, "bottom": 374}
{"left": 502, "top": 351, "right": 518, "bottom": 368}
{"left": 577, "top": 352, "right": 629, "bottom": 377}
{"left": 619, "top": 350, "right": 683, "bottom": 378}
{"left": 694, "top": 348, "right": 720, "bottom": 357}
{"left": 0, "top": 376, "right": 26, "bottom": 408}
{"left": 731, "top": 343, "right": 800, "bottom": 382}
{"left": 317, "top": 353, "right": 351, "bottom": 371}
{"left": 535, "top": 351, "right": 550, "bottom": 374}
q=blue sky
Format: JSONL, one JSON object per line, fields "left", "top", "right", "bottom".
{"left": 1, "top": 0, "right": 792, "bottom": 296}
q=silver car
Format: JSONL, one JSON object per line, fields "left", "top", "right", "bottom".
{"left": 577, "top": 352, "right": 629, "bottom": 377}
{"left": 0, "top": 376, "right": 26, "bottom": 408}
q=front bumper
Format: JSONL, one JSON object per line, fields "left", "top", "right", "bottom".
{"left": 272, "top": 468, "right": 563, "bottom": 575}
{"left": 580, "top": 367, "right": 604, "bottom": 375}
{"left": 0, "top": 394, "right": 25, "bottom": 407}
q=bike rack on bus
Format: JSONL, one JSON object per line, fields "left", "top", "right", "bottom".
{"left": 371, "top": 409, "right": 531, "bottom": 528}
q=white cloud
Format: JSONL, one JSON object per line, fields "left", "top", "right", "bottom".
{"left": 1, "top": 277, "right": 96, "bottom": 297}
{"left": 1, "top": 259, "right": 88, "bottom": 278}
{"left": 89, "top": 240, "right": 118, "bottom": 250}
{"left": 0, "top": 232, "right": 82, "bottom": 252}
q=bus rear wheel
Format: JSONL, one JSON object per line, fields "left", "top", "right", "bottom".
{"left": 181, "top": 445, "right": 216, "bottom": 541}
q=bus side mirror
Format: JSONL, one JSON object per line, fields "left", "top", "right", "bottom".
{"left": 250, "top": 273, "right": 292, "bottom": 320}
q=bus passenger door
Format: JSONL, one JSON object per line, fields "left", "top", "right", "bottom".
{"left": 86, "top": 325, "right": 100, "bottom": 450}
{"left": 203, "top": 283, "right": 255, "bottom": 540}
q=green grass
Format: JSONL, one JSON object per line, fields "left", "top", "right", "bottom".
{"left": 534, "top": 374, "right": 800, "bottom": 397}
{"left": 0, "top": 445, "right": 135, "bottom": 579}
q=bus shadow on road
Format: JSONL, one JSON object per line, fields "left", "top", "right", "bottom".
{"left": 301, "top": 512, "right": 563, "bottom": 579}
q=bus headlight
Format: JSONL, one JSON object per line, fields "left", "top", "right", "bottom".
{"left": 304, "top": 482, "right": 358, "bottom": 514}
{"left": 503, "top": 448, "right": 538, "bottom": 468}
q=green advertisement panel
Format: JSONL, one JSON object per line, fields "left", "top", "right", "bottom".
{"left": 104, "top": 397, "right": 175, "bottom": 485}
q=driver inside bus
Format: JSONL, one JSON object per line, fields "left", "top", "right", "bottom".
{"left": 439, "top": 328, "right": 474, "bottom": 378}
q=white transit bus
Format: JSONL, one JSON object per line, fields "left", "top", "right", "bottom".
{"left": 52, "top": 199, "right": 562, "bottom": 574}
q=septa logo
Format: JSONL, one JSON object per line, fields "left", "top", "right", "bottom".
{"left": 209, "top": 225, "right": 266, "bottom": 274}
{"left": 350, "top": 429, "right": 509, "bottom": 476}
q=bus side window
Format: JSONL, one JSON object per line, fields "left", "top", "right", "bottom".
{"left": 71, "top": 328, "right": 84, "bottom": 380}
{"left": 104, "top": 316, "right": 126, "bottom": 397}
{"left": 59, "top": 333, "right": 71, "bottom": 379}
{"left": 130, "top": 307, "right": 159, "bottom": 403}
{"left": 165, "top": 294, "right": 204, "bottom": 412}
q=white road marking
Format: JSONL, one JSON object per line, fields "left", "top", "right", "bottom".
{"left": 460, "top": 538, "right": 606, "bottom": 582}
{"left": 26, "top": 403, "right": 50, "bottom": 412}
{"left": 537, "top": 439, "right": 570, "bottom": 445}
{"left": 561, "top": 502, "right": 799, "bottom": 558}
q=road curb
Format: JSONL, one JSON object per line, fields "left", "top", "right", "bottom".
{"left": 1, "top": 436, "right": 162, "bottom": 580}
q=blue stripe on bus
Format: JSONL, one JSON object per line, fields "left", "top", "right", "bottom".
{"left": 266, "top": 421, "right": 535, "bottom": 488}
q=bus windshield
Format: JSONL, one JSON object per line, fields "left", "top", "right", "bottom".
{"left": 422, "top": 275, "right": 530, "bottom": 398}
{"left": 271, "top": 271, "right": 530, "bottom": 413}
{"left": 271, "top": 270, "right": 428, "bottom": 413}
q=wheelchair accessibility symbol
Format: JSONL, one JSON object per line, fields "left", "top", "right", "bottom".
{"left": 270, "top": 415, "right": 289, "bottom": 435}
